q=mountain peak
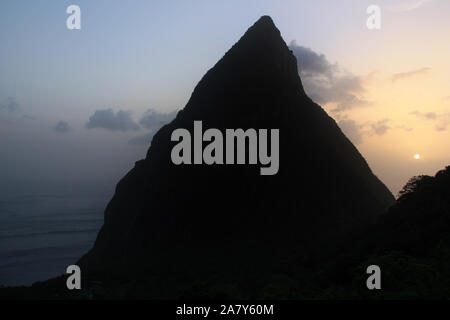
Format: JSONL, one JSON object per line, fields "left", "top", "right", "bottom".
{"left": 187, "top": 16, "right": 304, "bottom": 108}
{"left": 236, "top": 15, "right": 283, "bottom": 48}
{"left": 251, "top": 15, "right": 277, "bottom": 31}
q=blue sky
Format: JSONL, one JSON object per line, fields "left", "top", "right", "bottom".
{"left": 0, "top": 0, "right": 378, "bottom": 117}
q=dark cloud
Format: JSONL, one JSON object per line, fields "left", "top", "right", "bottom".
{"left": 85, "top": 109, "right": 140, "bottom": 132}
{"left": 289, "top": 42, "right": 370, "bottom": 113}
{"left": 128, "top": 132, "right": 156, "bottom": 146}
{"left": 387, "top": 0, "right": 433, "bottom": 12}
{"left": 391, "top": 67, "right": 430, "bottom": 82}
{"left": 289, "top": 44, "right": 337, "bottom": 78}
{"left": 396, "top": 125, "right": 413, "bottom": 132}
{"left": 139, "top": 109, "right": 177, "bottom": 130}
{"left": 52, "top": 121, "right": 70, "bottom": 133}
{"left": 0, "top": 97, "right": 19, "bottom": 112}
{"left": 411, "top": 110, "right": 450, "bottom": 131}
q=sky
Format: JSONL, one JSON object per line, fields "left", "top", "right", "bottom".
{"left": 0, "top": 0, "right": 449, "bottom": 197}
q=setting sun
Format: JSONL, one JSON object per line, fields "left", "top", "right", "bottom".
{"left": 414, "top": 154, "right": 421, "bottom": 160}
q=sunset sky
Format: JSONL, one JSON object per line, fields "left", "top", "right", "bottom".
{"left": 0, "top": 0, "right": 449, "bottom": 196}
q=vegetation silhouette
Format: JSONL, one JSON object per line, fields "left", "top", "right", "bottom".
{"left": 327, "top": 166, "right": 450, "bottom": 299}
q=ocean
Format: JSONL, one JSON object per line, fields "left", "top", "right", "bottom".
{"left": 0, "top": 193, "right": 109, "bottom": 286}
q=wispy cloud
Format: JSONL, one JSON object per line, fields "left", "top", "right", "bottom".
{"left": 395, "top": 125, "right": 414, "bottom": 132}
{"left": 52, "top": 121, "right": 71, "bottom": 133}
{"left": 371, "top": 119, "right": 391, "bottom": 135}
{"left": 387, "top": 0, "right": 433, "bottom": 12}
{"left": 338, "top": 119, "right": 364, "bottom": 145}
{"left": 0, "top": 97, "right": 19, "bottom": 112}
{"left": 411, "top": 110, "right": 450, "bottom": 131}
{"left": 410, "top": 110, "right": 437, "bottom": 119}
{"left": 338, "top": 118, "right": 413, "bottom": 145}
{"left": 391, "top": 67, "right": 431, "bottom": 82}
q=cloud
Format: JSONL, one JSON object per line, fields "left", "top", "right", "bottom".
{"left": 410, "top": 110, "right": 450, "bottom": 131}
{"left": 0, "top": 97, "right": 19, "bottom": 112}
{"left": 371, "top": 119, "right": 391, "bottom": 135}
{"left": 410, "top": 110, "right": 437, "bottom": 119}
{"left": 387, "top": 0, "right": 433, "bottom": 12}
{"left": 338, "top": 118, "right": 400, "bottom": 145}
{"left": 391, "top": 67, "right": 430, "bottom": 82}
{"left": 289, "top": 44, "right": 337, "bottom": 78}
{"left": 289, "top": 42, "right": 371, "bottom": 113}
{"left": 21, "top": 115, "right": 35, "bottom": 120}
{"left": 52, "top": 121, "right": 71, "bottom": 133}
{"left": 139, "top": 109, "right": 177, "bottom": 130}
{"left": 396, "top": 125, "right": 413, "bottom": 132}
{"left": 128, "top": 132, "right": 156, "bottom": 146}
{"left": 338, "top": 119, "right": 364, "bottom": 145}
{"left": 128, "top": 109, "right": 178, "bottom": 146}
{"left": 85, "top": 109, "right": 140, "bottom": 132}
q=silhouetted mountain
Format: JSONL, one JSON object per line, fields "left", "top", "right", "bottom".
{"left": 73, "top": 16, "right": 394, "bottom": 295}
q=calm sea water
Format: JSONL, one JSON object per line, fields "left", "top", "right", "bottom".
{"left": 0, "top": 193, "right": 109, "bottom": 286}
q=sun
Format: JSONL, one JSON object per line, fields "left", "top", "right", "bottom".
{"left": 414, "top": 154, "right": 420, "bottom": 160}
